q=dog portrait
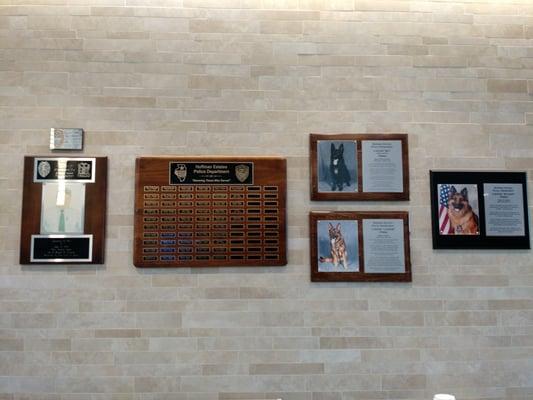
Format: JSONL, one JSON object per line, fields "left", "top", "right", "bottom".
{"left": 317, "top": 140, "right": 357, "bottom": 193}
{"left": 317, "top": 219, "right": 359, "bottom": 272}
{"left": 437, "top": 184, "right": 480, "bottom": 235}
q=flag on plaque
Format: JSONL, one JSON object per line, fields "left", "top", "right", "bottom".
{"left": 439, "top": 184, "right": 452, "bottom": 234}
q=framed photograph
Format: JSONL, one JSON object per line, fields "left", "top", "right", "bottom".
{"left": 310, "top": 211, "right": 411, "bottom": 282}
{"left": 430, "top": 171, "right": 530, "bottom": 249}
{"left": 20, "top": 156, "right": 107, "bottom": 264}
{"left": 40, "top": 182, "right": 85, "bottom": 234}
{"left": 310, "top": 134, "right": 409, "bottom": 201}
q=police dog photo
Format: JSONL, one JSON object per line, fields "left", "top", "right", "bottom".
{"left": 317, "top": 140, "right": 357, "bottom": 193}
{"left": 438, "top": 184, "right": 480, "bottom": 235}
{"left": 317, "top": 219, "right": 359, "bottom": 272}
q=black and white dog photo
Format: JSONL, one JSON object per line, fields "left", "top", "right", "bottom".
{"left": 317, "top": 140, "right": 357, "bottom": 192}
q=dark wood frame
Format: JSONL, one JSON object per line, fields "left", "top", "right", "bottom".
{"left": 430, "top": 171, "right": 530, "bottom": 249}
{"left": 310, "top": 211, "right": 411, "bottom": 282}
{"left": 310, "top": 133, "right": 409, "bottom": 201}
{"left": 134, "top": 156, "right": 287, "bottom": 268}
{"left": 20, "top": 156, "right": 107, "bottom": 264}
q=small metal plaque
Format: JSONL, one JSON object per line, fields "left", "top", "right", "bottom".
{"left": 50, "top": 128, "right": 84, "bottom": 151}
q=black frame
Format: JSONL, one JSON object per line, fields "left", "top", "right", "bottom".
{"left": 430, "top": 171, "right": 530, "bottom": 249}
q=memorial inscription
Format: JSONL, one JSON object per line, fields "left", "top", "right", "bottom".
{"left": 134, "top": 157, "right": 287, "bottom": 268}
{"left": 20, "top": 156, "right": 107, "bottom": 264}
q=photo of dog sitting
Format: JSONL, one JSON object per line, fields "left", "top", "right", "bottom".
{"left": 317, "top": 219, "right": 359, "bottom": 272}
{"left": 329, "top": 143, "right": 351, "bottom": 191}
{"left": 317, "top": 140, "right": 357, "bottom": 193}
{"left": 319, "top": 223, "right": 349, "bottom": 269}
{"left": 447, "top": 186, "right": 479, "bottom": 235}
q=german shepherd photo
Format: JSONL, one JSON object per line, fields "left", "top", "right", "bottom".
{"left": 317, "top": 220, "right": 359, "bottom": 272}
{"left": 317, "top": 140, "right": 357, "bottom": 192}
{"left": 445, "top": 185, "right": 480, "bottom": 235}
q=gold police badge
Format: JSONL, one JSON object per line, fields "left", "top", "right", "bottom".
{"left": 235, "top": 164, "right": 250, "bottom": 183}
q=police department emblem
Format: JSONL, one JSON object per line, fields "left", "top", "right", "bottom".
{"left": 235, "top": 164, "right": 250, "bottom": 183}
{"left": 77, "top": 162, "right": 91, "bottom": 178}
{"left": 37, "top": 161, "right": 51, "bottom": 178}
{"left": 174, "top": 164, "right": 187, "bottom": 183}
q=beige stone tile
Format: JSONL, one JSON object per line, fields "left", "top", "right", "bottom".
{"left": 382, "top": 374, "right": 426, "bottom": 390}
{"left": 1, "top": 1, "right": 533, "bottom": 398}
{"left": 488, "top": 79, "right": 528, "bottom": 93}
{"left": 250, "top": 362, "right": 324, "bottom": 375}
{"left": 136, "top": 312, "right": 181, "bottom": 328}
{"left": 24, "top": 338, "right": 71, "bottom": 351}
{"left": 134, "top": 377, "right": 180, "bottom": 393}
{"left": 273, "top": 337, "right": 318, "bottom": 350}
{"left": 0, "top": 338, "right": 23, "bottom": 351}
{"left": 55, "top": 377, "right": 133, "bottom": 393}
{"left": 260, "top": 20, "right": 303, "bottom": 34}
{"left": 307, "top": 374, "right": 380, "bottom": 391}
{"left": 12, "top": 313, "right": 56, "bottom": 329}
{"left": 94, "top": 329, "right": 141, "bottom": 338}
{"left": 426, "top": 311, "right": 498, "bottom": 327}
{"left": 320, "top": 337, "right": 392, "bottom": 349}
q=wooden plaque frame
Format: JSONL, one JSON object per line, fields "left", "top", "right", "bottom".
{"left": 20, "top": 156, "right": 107, "bottom": 264}
{"left": 310, "top": 134, "right": 409, "bottom": 201}
{"left": 310, "top": 211, "right": 411, "bottom": 282}
{"left": 134, "top": 156, "right": 287, "bottom": 268}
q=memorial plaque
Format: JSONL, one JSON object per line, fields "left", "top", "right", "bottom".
{"left": 20, "top": 156, "right": 107, "bottom": 264}
{"left": 430, "top": 171, "right": 530, "bottom": 249}
{"left": 134, "top": 157, "right": 287, "bottom": 268}
{"left": 31, "top": 235, "right": 92, "bottom": 262}
{"left": 310, "top": 211, "right": 411, "bottom": 282}
{"left": 50, "top": 128, "right": 84, "bottom": 151}
{"left": 310, "top": 133, "right": 409, "bottom": 201}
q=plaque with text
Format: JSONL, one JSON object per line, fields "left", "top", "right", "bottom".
{"left": 430, "top": 171, "right": 530, "bottom": 249}
{"left": 310, "top": 134, "right": 409, "bottom": 201}
{"left": 31, "top": 235, "right": 92, "bottom": 262}
{"left": 34, "top": 157, "right": 95, "bottom": 183}
{"left": 50, "top": 128, "right": 84, "bottom": 151}
{"left": 134, "top": 156, "right": 287, "bottom": 268}
{"left": 310, "top": 211, "right": 411, "bottom": 282}
{"left": 20, "top": 156, "right": 107, "bottom": 264}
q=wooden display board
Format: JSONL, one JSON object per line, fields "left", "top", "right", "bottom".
{"left": 310, "top": 134, "right": 409, "bottom": 201}
{"left": 310, "top": 211, "right": 411, "bottom": 282}
{"left": 134, "top": 156, "right": 287, "bottom": 268}
{"left": 20, "top": 156, "right": 107, "bottom": 264}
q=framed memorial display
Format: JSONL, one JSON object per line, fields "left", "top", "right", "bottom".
{"left": 20, "top": 156, "right": 107, "bottom": 264}
{"left": 310, "top": 133, "right": 409, "bottom": 201}
{"left": 134, "top": 156, "right": 287, "bottom": 268}
{"left": 310, "top": 211, "right": 411, "bottom": 282}
{"left": 430, "top": 171, "right": 530, "bottom": 249}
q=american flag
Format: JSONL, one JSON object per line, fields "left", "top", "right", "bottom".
{"left": 439, "top": 184, "right": 452, "bottom": 234}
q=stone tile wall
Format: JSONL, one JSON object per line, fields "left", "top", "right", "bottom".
{"left": 0, "top": 1, "right": 532, "bottom": 399}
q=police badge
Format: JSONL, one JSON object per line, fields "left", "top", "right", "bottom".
{"left": 37, "top": 161, "right": 51, "bottom": 178}
{"left": 235, "top": 164, "right": 250, "bottom": 183}
{"left": 174, "top": 164, "right": 187, "bottom": 183}
{"left": 77, "top": 162, "right": 92, "bottom": 178}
